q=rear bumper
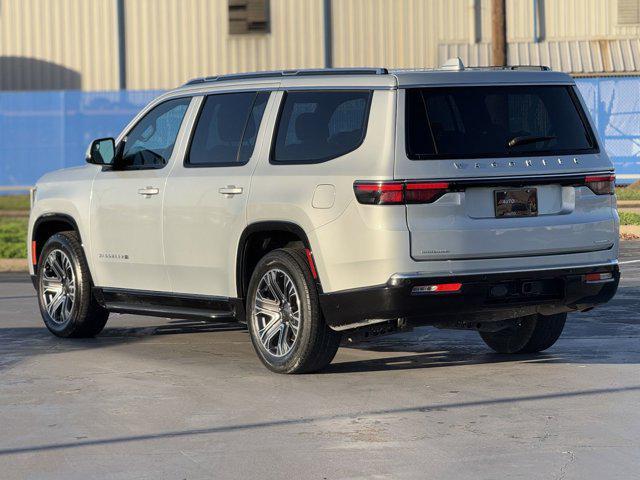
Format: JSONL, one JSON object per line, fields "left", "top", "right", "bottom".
{"left": 319, "top": 263, "right": 619, "bottom": 330}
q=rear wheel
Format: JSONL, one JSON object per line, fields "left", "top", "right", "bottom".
{"left": 37, "top": 231, "right": 109, "bottom": 338}
{"left": 246, "top": 248, "right": 341, "bottom": 374}
{"left": 479, "top": 313, "right": 567, "bottom": 354}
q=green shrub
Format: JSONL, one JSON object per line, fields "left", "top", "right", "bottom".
{"left": 619, "top": 212, "right": 640, "bottom": 226}
{"left": 0, "top": 218, "right": 28, "bottom": 258}
{"left": 0, "top": 194, "right": 30, "bottom": 211}
{"left": 617, "top": 188, "right": 640, "bottom": 201}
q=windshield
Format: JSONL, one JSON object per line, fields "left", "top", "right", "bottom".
{"left": 405, "top": 85, "right": 598, "bottom": 159}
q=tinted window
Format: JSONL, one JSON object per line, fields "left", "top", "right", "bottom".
{"left": 273, "top": 91, "right": 371, "bottom": 163}
{"left": 121, "top": 98, "right": 190, "bottom": 168}
{"left": 187, "top": 92, "right": 269, "bottom": 166}
{"left": 406, "top": 86, "right": 597, "bottom": 159}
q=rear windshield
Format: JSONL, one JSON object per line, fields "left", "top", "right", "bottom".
{"left": 405, "top": 85, "right": 598, "bottom": 159}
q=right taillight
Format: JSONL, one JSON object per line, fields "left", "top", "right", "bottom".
{"left": 584, "top": 174, "right": 615, "bottom": 195}
{"left": 354, "top": 181, "right": 452, "bottom": 205}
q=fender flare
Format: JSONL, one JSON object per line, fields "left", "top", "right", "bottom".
{"left": 235, "top": 221, "right": 315, "bottom": 299}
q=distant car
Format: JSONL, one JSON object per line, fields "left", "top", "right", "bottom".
{"left": 28, "top": 61, "right": 619, "bottom": 373}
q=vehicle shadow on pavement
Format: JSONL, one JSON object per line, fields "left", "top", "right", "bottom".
{"left": 0, "top": 319, "right": 246, "bottom": 372}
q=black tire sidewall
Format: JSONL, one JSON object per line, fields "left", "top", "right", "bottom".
{"left": 246, "top": 250, "right": 318, "bottom": 373}
{"left": 37, "top": 233, "right": 91, "bottom": 337}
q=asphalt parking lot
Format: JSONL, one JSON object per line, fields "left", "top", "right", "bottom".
{"left": 1, "top": 243, "right": 639, "bottom": 480}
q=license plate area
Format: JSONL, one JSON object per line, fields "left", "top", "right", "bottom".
{"left": 494, "top": 188, "right": 538, "bottom": 218}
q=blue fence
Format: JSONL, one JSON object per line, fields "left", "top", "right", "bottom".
{"left": 0, "top": 77, "right": 639, "bottom": 189}
{"left": 576, "top": 77, "right": 640, "bottom": 183}
{"left": 0, "top": 90, "right": 162, "bottom": 189}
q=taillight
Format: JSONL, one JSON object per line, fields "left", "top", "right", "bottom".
{"left": 405, "top": 182, "right": 450, "bottom": 204}
{"left": 353, "top": 182, "right": 404, "bottom": 205}
{"left": 354, "top": 181, "right": 452, "bottom": 205}
{"left": 585, "top": 174, "right": 615, "bottom": 195}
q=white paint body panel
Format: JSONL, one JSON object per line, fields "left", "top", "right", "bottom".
{"left": 28, "top": 69, "right": 619, "bottom": 301}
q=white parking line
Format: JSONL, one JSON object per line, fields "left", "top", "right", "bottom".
{"left": 620, "top": 259, "right": 640, "bottom": 265}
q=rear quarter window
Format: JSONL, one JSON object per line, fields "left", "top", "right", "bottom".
{"left": 272, "top": 90, "right": 372, "bottom": 164}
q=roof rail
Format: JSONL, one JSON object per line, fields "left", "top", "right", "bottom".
{"left": 182, "top": 68, "right": 389, "bottom": 86}
{"left": 464, "top": 65, "right": 551, "bottom": 71}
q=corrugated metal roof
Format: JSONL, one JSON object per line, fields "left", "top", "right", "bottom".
{"left": 439, "top": 39, "right": 640, "bottom": 76}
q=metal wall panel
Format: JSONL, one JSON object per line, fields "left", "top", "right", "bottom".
{"left": 0, "top": 0, "right": 119, "bottom": 91}
{"left": 506, "top": 0, "right": 640, "bottom": 41}
{"left": 331, "top": 0, "right": 474, "bottom": 69}
{"left": 124, "top": 0, "right": 325, "bottom": 89}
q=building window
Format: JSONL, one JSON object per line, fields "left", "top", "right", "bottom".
{"left": 618, "top": 0, "right": 640, "bottom": 24}
{"left": 228, "top": 0, "right": 270, "bottom": 34}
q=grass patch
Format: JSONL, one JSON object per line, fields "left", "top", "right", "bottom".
{"left": 620, "top": 211, "right": 640, "bottom": 226}
{"left": 0, "top": 194, "right": 30, "bottom": 211}
{"left": 617, "top": 187, "right": 640, "bottom": 201}
{"left": 0, "top": 218, "right": 28, "bottom": 258}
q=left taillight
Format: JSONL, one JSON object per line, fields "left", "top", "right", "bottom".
{"left": 353, "top": 182, "right": 404, "bottom": 205}
{"left": 585, "top": 174, "right": 615, "bottom": 195}
{"left": 354, "top": 181, "right": 452, "bottom": 205}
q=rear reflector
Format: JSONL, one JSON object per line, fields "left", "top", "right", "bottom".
{"left": 304, "top": 248, "right": 318, "bottom": 279}
{"left": 585, "top": 174, "right": 615, "bottom": 195}
{"left": 584, "top": 272, "right": 614, "bottom": 284}
{"left": 411, "top": 283, "right": 462, "bottom": 295}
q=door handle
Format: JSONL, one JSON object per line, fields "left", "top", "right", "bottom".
{"left": 218, "top": 186, "right": 243, "bottom": 195}
{"left": 138, "top": 186, "right": 160, "bottom": 196}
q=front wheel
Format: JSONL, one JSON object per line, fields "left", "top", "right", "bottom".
{"left": 37, "top": 231, "right": 109, "bottom": 338}
{"left": 246, "top": 248, "right": 341, "bottom": 374}
{"left": 479, "top": 313, "right": 567, "bottom": 354}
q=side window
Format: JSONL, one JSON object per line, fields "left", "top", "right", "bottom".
{"left": 121, "top": 98, "right": 190, "bottom": 169}
{"left": 272, "top": 90, "right": 372, "bottom": 163}
{"left": 187, "top": 91, "right": 269, "bottom": 166}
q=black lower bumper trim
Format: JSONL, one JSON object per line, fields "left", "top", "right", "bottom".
{"left": 319, "top": 265, "right": 619, "bottom": 330}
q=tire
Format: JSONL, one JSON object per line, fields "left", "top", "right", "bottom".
{"left": 36, "top": 231, "right": 109, "bottom": 338}
{"left": 246, "top": 248, "right": 341, "bottom": 374}
{"left": 479, "top": 313, "right": 567, "bottom": 354}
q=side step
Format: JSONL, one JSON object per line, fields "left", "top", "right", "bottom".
{"left": 94, "top": 288, "right": 244, "bottom": 322}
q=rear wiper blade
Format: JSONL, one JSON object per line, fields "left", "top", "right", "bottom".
{"left": 507, "top": 135, "right": 557, "bottom": 148}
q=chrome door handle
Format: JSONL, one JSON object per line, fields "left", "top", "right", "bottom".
{"left": 219, "top": 186, "right": 243, "bottom": 195}
{"left": 138, "top": 187, "right": 159, "bottom": 196}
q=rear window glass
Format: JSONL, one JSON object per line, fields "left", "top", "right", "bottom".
{"left": 187, "top": 91, "right": 269, "bottom": 166}
{"left": 272, "top": 90, "right": 371, "bottom": 163}
{"left": 406, "top": 85, "right": 598, "bottom": 159}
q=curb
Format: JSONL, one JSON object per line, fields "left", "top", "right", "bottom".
{"left": 0, "top": 259, "right": 29, "bottom": 273}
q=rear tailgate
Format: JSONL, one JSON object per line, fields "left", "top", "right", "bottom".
{"left": 405, "top": 174, "right": 616, "bottom": 261}
{"left": 396, "top": 84, "right": 617, "bottom": 262}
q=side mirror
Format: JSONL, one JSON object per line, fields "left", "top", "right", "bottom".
{"left": 86, "top": 138, "right": 116, "bottom": 165}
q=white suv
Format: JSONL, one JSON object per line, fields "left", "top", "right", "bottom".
{"left": 28, "top": 62, "right": 620, "bottom": 373}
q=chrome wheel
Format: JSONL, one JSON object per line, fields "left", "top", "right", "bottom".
{"left": 252, "top": 269, "right": 301, "bottom": 357}
{"left": 40, "top": 249, "right": 76, "bottom": 324}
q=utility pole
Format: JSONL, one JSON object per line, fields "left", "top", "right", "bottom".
{"left": 491, "top": 0, "right": 507, "bottom": 66}
{"left": 323, "top": 0, "right": 333, "bottom": 68}
{"left": 116, "top": 0, "right": 127, "bottom": 89}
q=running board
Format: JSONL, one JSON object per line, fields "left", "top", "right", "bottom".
{"left": 93, "top": 287, "right": 244, "bottom": 322}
